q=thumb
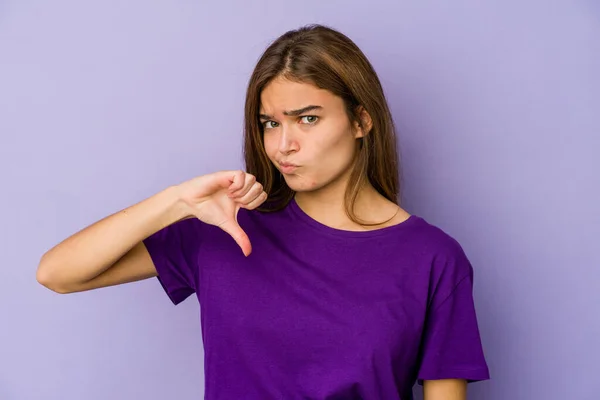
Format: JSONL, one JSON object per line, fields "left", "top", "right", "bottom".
{"left": 219, "top": 218, "right": 252, "bottom": 257}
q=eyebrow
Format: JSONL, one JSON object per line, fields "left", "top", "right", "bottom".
{"left": 259, "top": 105, "right": 323, "bottom": 120}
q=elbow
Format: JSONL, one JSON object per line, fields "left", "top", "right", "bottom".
{"left": 36, "top": 255, "right": 71, "bottom": 294}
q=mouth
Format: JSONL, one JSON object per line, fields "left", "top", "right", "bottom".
{"left": 278, "top": 162, "right": 299, "bottom": 174}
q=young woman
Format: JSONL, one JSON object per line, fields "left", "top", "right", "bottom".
{"left": 37, "top": 24, "right": 489, "bottom": 400}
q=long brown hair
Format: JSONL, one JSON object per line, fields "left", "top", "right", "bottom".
{"left": 243, "top": 24, "right": 401, "bottom": 225}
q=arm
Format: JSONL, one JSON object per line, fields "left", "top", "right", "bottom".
{"left": 416, "top": 243, "right": 490, "bottom": 395}
{"left": 36, "top": 185, "right": 190, "bottom": 294}
{"left": 423, "top": 379, "right": 467, "bottom": 400}
{"left": 36, "top": 170, "right": 267, "bottom": 294}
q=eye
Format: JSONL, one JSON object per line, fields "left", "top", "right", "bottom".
{"left": 300, "top": 115, "right": 319, "bottom": 124}
{"left": 263, "top": 120, "right": 279, "bottom": 129}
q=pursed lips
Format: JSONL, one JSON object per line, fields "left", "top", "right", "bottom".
{"left": 278, "top": 162, "right": 299, "bottom": 173}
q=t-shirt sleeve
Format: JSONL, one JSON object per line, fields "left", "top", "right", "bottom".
{"left": 416, "top": 241, "right": 490, "bottom": 384}
{"left": 142, "top": 218, "right": 203, "bottom": 305}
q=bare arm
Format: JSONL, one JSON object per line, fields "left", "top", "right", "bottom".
{"left": 36, "top": 171, "right": 267, "bottom": 294}
{"left": 36, "top": 186, "right": 190, "bottom": 294}
{"left": 423, "top": 379, "right": 467, "bottom": 400}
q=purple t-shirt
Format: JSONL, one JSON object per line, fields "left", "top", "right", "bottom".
{"left": 143, "top": 197, "right": 489, "bottom": 399}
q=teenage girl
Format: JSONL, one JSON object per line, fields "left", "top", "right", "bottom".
{"left": 37, "top": 24, "right": 489, "bottom": 400}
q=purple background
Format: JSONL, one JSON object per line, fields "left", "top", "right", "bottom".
{"left": 1, "top": 1, "right": 598, "bottom": 399}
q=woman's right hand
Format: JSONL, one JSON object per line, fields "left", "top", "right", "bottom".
{"left": 36, "top": 170, "right": 266, "bottom": 294}
{"left": 176, "top": 170, "right": 268, "bottom": 257}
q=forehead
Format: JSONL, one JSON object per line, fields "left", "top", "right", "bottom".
{"left": 259, "top": 77, "right": 338, "bottom": 113}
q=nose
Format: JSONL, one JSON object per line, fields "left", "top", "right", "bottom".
{"left": 278, "top": 125, "right": 299, "bottom": 155}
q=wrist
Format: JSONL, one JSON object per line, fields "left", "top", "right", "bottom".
{"left": 159, "top": 185, "right": 193, "bottom": 223}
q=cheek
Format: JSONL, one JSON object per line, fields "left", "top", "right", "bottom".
{"left": 312, "top": 131, "right": 356, "bottom": 168}
{"left": 263, "top": 135, "right": 277, "bottom": 159}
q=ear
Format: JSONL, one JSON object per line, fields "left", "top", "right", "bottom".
{"left": 353, "top": 106, "right": 373, "bottom": 138}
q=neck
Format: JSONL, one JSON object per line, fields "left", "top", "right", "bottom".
{"left": 293, "top": 176, "right": 395, "bottom": 230}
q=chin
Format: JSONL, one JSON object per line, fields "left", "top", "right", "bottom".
{"left": 283, "top": 174, "right": 325, "bottom": 193}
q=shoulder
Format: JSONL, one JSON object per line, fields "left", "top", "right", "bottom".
{"left": 406, "top": 215, "right": 468, "bottom": 256}
{"left": 146, "top": 217, "right": 204, "bottom": 243}
{"left": 406, "top": 215, "right": 474, "bottom": 284}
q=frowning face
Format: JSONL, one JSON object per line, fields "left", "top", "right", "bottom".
{"left": 260, "top": 77, "right": 365, "bottom": 194}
